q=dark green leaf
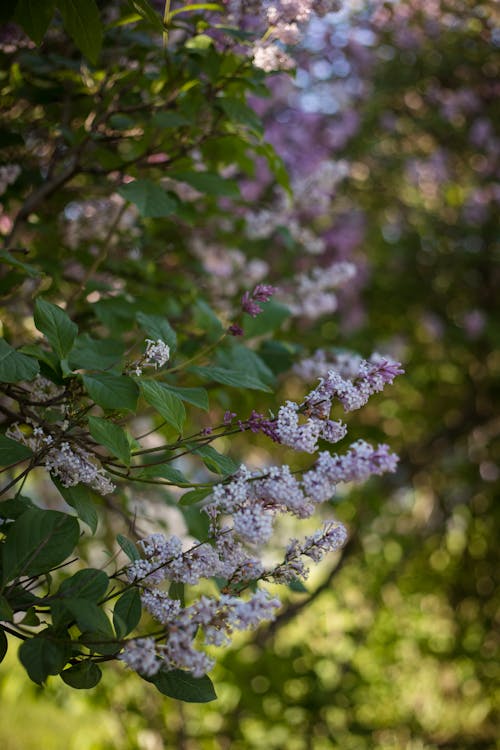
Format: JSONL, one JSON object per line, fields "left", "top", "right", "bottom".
{"left": 0, "top": 596, "right": 14, "bottom": 622}
{"left": 146, "top": 668, "right": 217, "bottom": 702}
{"left": 58, "top": 0, "right": 103, "bottom": 64}
{"left": 0, "top": 339, "right": 40, "bottom": 383}
{"left": 88, "top": 416, "right": 131, "bottom": 466}
{"left": 0, "top": 629, "right": 7, "bottom": 664}
{"left": 68, "top": 335, "right": 124, "bottom": 371}
{"left": 217, "top": 97, "right": 264, "bottom": 135}
{"left": 117, "top": 534, "right": 140, "bottom": 561}
{"left": 160, "top": 384, "right": 209, "bottom": 411}
{"left": 64, "top": 599, "right": 114, "bottom": 637}
{"left": 128, "top": 0, "right": 164, "bottom": 31}
{"left": 288, "top": 578, "right": 309, "bottom": 593}
{"left": 179, "top": 487, "right": 212, "bottom": 506}
{"left": 113, "top": 588, "right": 141, "bottom": 637}
{"left": 1, "top": 508, "right": 80, "bottom": 583}
{"left": 18, "top": 634, "right": 69, "bottom": 684}
{"left": 118, "top": 180, "right": 177, "bottom": 218}
{"left": 190, "top": 366, "right": 272, "bottom": 392}
{"left": 82, "top": 373, "right": 139, "bottom": 411}
{"left": 244, "top": 301, "right": 291, "bottom": 337}
{"left": 14, "top": 0, "right": 56, "bottom": 45}
{"left": 18, "top": 344, "right": 60, "bottom": 373}
{"left": 182, "top": 505, "right": 210, "bottom": 541}
{"left": 135, "top": 463, "right": 188, "bottom": 485}
{"left": 34, "top": 299, "right": 78, "bottom": 360}
{"left": 136, "top": 312, "right": 177, "bottom": 351}
{"left": 151, "top": 111, "right": 190, "bottom": 128}
{"left": 0, "top": 434, "right": 33, "bottom": 467}
{"left": 140, "top": 380, "right": 185, "bottom": 432}
{"left": 191, "top": 444, "right": 238, "bottom": 476}
{"left": 171, "top": 170, "right": 239, "bottom": 198}
{"left": 53, "top": 479, "right": 99, "bottom": 534}
{"left": 61, "top": 661, "right": 102, "bottom": 689}
{"left": 168, "top": 581, "right": 185, "bottom": 606}
{"left": 0, "top": 496, "right": 35, "bottom": 519}
{"left": 58, "top": 569, "right": 109, "bottom": 602}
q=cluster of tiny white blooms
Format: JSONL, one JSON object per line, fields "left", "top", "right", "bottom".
{"left": 214, "top": 530, "right": 265, "bottom": 580}
{"left": 302, "top": 441, "right": 399, "bottom": 499}
{"left": 276, "top": 401, "right": 323, "bottom": 453}
{"left": 144, "top": 339, "right": 170, "bottom": 368}
{"left": 253, "top": 42, "right": 295, "bottom": 72}
{"left": 292, "top": 160, "right": 349, "bottom": 214}
{"left": 284, "top": 261, "right": 357, "bottom": 320}
{"left": 275, "top": 400, "right": 347, "bottom": 454}
{"left": 28, "top": 375, "right": 65, "bottom": 404}
{"left": 293, "top": 349, "right": 363, "bottom": 381}
{"left": 189, "top": 237, "right": 269, "bottom": 304}
{"left": 233, "top": 505, "right": 274, "bottom": 544}
{"left": 6, "top": 424, "right": 115, "bottom": 495}
{"left": 125, "top": 585, "right": 280, "bottom": 677}
{"left": 119, "top": 637, "right": 161, "bottom": 677}
{"left": 286, "top": 520, "right": 348, "bottom": 564}
{"left": 62, "top": 193, "right": 138, "bottom": 249}
{"left": 127, "top": 533, "right": 222, "bottom": 586}
{"left": 306, "top": 355, "right": 404, "bottom": 414}
{"left": 0, "top": 163, "right": 21, "bottom": 196}
{"left": 253, "top": 464, "right": 314, "bottom": 518}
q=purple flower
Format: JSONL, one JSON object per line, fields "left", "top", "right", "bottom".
{"left": 228, "top": 324, "right": 244, "bottom": 336}
{"left": 241, "top": 284, "right": 277, "bottom": 317}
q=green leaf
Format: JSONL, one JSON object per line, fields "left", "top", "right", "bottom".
{"left": 168, "top": 582, "right": 185, "bottom": 605}
{"left": 34, "top": 299, "right": 78, "bottom": 360}
{"left": 117, "top": 534, "right": 140, "bottom": 561}
{"left": 136, "top": 312, "right": 177, "bottom": 351}
{"left": 191, "top": 445, "right": 238, "bottom": 476}
{"left": 151, "top": 111, "right": 190, "bottom": 128}
{"left": 118, "top": 180, "right": 177, "bottom": 218}
{"left": 82, "top": 373, "right": 139, "bottom": 412}
{"left": 135, "top": 463, "right": 188, "bottom": 485}
{"left": 0, "top": 629, "right": 7, "bottom": 665}
{"left": 14, "top": 0, "right": 56, "bottom": 45}
{"left": 217, "top": 97, "right": 264, "bottom": 135}
{"left": 53, "top": 479, "right": 99, "bottom": 534}
{"left": 57, "top": 0, "right": 103, "bottom": 64}
{"left": 217, "top": 345, "right": 275, "bottom": 388}
{"left": 18, "top": 634, "right": 69, "bottom": 685}
{"left": 88, "top": 416, "right": 131, "bottom": 467}
{"left": 171, "top": 171, "right": 239, "bottom": 198}
{"left": 146, "top": 668, "right": 217, "bottom": 702}
{"left": 288, "top": 578, "right": 309, "bottom": 593}
{"left": 128, "top": 0, "right": 164, "bottom": 31}
{"left": 64, "top": 599, "right": 114, "bottom": 637}
{"left": 0, "top": 595, "right": 14, "bottom": 622}
{"left": 170, "top": 3, "right": 222, "bottom": 17}
{"left": 0, "top": 496, "right": 35, "bottom": 519}
{"left": 182, "top": 505, "right": 210, "bottom": 541}
{"left": 113, "top": 588, "right": 141, "bottom": 638}
{"left": 190, "top": 366, "right": 272, "bottom": 392}
{"left": 0, "top": 434, "right": 33, "bottom": 467}
{"left": 18, "top": 344, "right": 60, "bottom": 373}
{"left": 160, "top": 384, "right": 209, "bottom": 411}
{"left": 1, "top": 508, "right": 80, "bottom": 583}
{"left": 58, "top": 569, "right": 109, "bottom": 602}
{"left": 244, "top": 301, "right": 291, "bottom": 337}
{"left": 140, "top": 380, "right": 185, "bottom": 433}
{"left": 179, "top": 487, "right": 212, "bottom": 506}
{"left": 0, "top": 339, "right": 39, "bottom": 383}
{"left": 61, "top": 661, "right": 102, "bottom": 689}
{"left": 68, "top": 335, "right": 124, "bottom": 372}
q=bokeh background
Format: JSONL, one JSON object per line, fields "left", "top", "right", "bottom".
{"left": 0, "top": 0, "right": 498, "bottom": 748}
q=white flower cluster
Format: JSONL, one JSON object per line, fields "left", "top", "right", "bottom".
{"left": 123, "top": 588, "right": 280, "bottom": 677}
{"left": 285, "top": 261, "right": 357, "bottom": 320}
{"left": 6, "top": 424, "right": 115, "bottom": 496}
{"left": 62, "top": 193, "right": 138, "bottom": 249}
{"left": 293, "top": 349, "right": 363, "bottom": 381}
{"left": 144, "top": 339, "right": 170, "bottom": 368}
{"left": 0, "top": 163, "right": 21, "bottom": 196}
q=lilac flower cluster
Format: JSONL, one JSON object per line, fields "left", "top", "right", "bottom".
{"left": 241, "top": 284, "right": 277, "bottom": 317}
{"left": 6, "top": 423, "right": 115, "bottom": 495}
{"left": 121, "top": 589, "right": 281, "bottom": 677}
